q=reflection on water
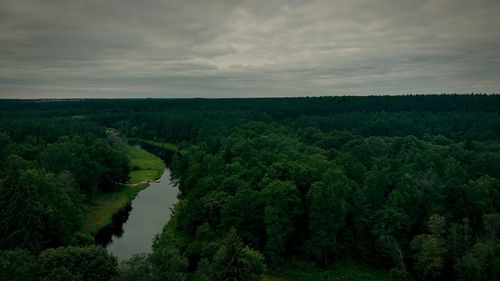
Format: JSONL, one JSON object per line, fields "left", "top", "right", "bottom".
{"left": 95, "top": 204, "right": 132, "bottom": 246}
{"left": 98, "top": 168, "right": 179, "bottom": 260}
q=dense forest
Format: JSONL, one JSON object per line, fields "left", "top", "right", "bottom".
{"left": 0, "top": 95, "right": 499, "bottom": 281}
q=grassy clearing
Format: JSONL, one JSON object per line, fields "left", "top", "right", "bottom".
{"left": 80, "top": 146, "right": 164, "bottom": 236}
{"left": 128, "top": 146, "right": 164, "bottom": 183}
{"left": 263, "top": 261, "right": 391, "bottom": 281}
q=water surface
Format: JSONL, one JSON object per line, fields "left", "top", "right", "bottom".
{"left": 106, "top": 168, "right": 178, "bottom": 260}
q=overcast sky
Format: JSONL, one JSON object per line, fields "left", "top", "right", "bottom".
{"left": 0, "top": 0, "right": 499, "bottom": 98}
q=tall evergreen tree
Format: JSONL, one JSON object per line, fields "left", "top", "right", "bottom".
{"left": 306, "top": 168, "right": 350, "bottom": 265}
{"left": 211, "top": 228, "right": 265, "bottom": 281}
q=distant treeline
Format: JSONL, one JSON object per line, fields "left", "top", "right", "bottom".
{"left": 1, "top": 94, "right": 500, "bottom": 114}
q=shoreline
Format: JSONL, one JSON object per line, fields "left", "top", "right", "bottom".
{"left": 79, "top": 146, "right": 165, "bottom": 240}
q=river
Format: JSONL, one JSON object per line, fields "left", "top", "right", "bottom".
{"left": 103, "top": 168, "right": 179, "bottom": 260}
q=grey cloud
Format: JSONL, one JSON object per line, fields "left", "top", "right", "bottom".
{"left": 0, "top": 0, "right": 499, "bottom": 98}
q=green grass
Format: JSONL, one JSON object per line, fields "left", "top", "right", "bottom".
{"left": 80, "top": 146, "right": 165, "bottom": 236}
{"left": 127, "top": 146, "right": 164, "bottom": 183}
{"left": 264, "top": 261, "right": 391, "bottom": 281}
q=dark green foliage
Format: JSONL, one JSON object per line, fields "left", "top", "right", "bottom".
{"left": 41, "top": 267, "right": 83, "bottom": 281}
{"left": 0, "top": 95, "right": 499, "bottom": 281}
{"left": 455, "top": 213, "right": 499, "bottom": 281}
{"left": 209, "top": 228, "right": 266, "bottom": 281}
{"left": 116, "top": 254, "right": 151, "bottom": 281}
{"left": 220, "top": 188, "right": 266, "bottom": 248}
{"left": 115, "top": 230, "right": 188, "bottom": 281}
{"left": 38, "top": 246, "right": 117, "bottom": 281}
{"left": 159, "top": 96, "right": 499, "bottom": 281}
{"left": 268, "top": 260, "right": 392, "bottom": 281}
{"left": 0, "top": 117, "right": 130, "bottom": 252}
{"left": 40, "top": 135, "right": 130, "bottom": 196}
{"left": 306, "top": 168, "right": 350, "bottom": 265}
{"left": 148, "top": 230, "right": 188, "bottom": 281}
{"left": 263, "top": 180, "right": 302, "bottom": 265}
{"left": 0, "top": 246, "right": 118, "bottom": 281}
{"left": 411, "top": 214, "right": 448, "bottom": 280}
{"left": 0, "top": 132, "right": 12, "bottom": 166}
{"left": 0, "top": 156, "right": 80, "bottom": 252}
{"left": 0, "top": 249, "right": 38, "bottom": 281}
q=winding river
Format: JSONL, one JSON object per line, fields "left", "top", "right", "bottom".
{"left": 103, "top": 168, "right": 179, "bottom": 260}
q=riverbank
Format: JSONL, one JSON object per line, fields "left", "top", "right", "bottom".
{"left": 80, "top": 146, "right": 165, "bottom": 237}
{"left": 128, "top": 138, "right": 180, "bottom": 165}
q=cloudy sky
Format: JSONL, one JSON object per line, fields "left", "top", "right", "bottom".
{"left": 0, "top": 0, "right": 499, "bottom": 98}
